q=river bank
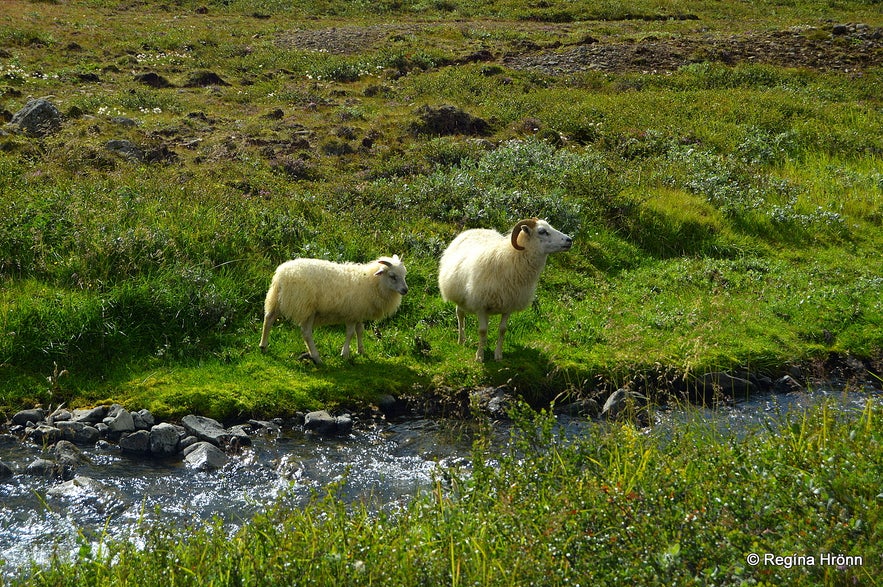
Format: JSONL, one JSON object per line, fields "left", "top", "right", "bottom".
{"left": 3, "top": 382, "right": 879, "bottom": 585}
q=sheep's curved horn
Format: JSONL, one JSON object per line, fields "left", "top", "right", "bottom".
{"left": 377, "top": 259, "right": 392, "bottom": 267}
{"left": 510, "top": 218, "right": 538, "bottom": 251}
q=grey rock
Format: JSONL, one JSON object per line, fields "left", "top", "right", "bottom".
{"left": 49, "top": 408, "right": 72, "bottom": 423}
{"left": 0, "top": 461, "right": 12, "bottom": 480}
{"left": 26, "top": 457, "right": 70, "bottom": 479}
{"left": 601, "top": 388, "right": 648, "bottom": 423}
{"left": 149, "top": 423, "right": 181, "bottom": 456}
{"left": 105, "top": 407, "right": 135, "bottom": 434}
{"left": 774, "top": 374, "right": 803, "bottom": 393}
{"left": 56, "top": 421, "right": 100, "bottom": 445}
{"left": 335, "top": 414, "right": 353, "bottom": 436}
{"left": 470, "top": 387, "right": 516, "bottom": 420}
{"left": 27, "top": 424, "right": 62, "bottom": 445}
{"left": 178, "top": 435, "right": 199, "bottom": 452}
{"left": 183, "top": 441, "right": 228, "bottom": 471}
{"left": 118, "top": 430, "right": 150, "bottom": 454}
{"left": 303, "top": 410, "right": 338, "bottom": 435}
{"left": 12, "top": 408, "right": 45, "bottom": 426}
{"left": 182, "top": 414, "right": 230, "bottom": 446}
{"left": 133, "top": 409, "right": 155, "bottom": 430}
{"left": 53, "top": 440, "right": 90, "bottom": 467}
{"left": 72, "top": 406, "right": 107, "bottom": 424}
{"left": 105, "top": 139, "right": 145, "bottom": 162}
{"left": 555, "top": 398, "right": 601, "bottom": 418}
{"left": 10, "top": 98, "right": 63, "bottom": 137}
{"left": 377, "top": 394, "right": 407, "bottom": 419}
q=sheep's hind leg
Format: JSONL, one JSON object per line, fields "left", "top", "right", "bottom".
{"left": 493, "top": 313, "right": 510, "bottom": 361}
{"left": 355, "top": 323, "right": 365, "bottom": 354}
{"left": 259, "top": 309, "right": 278, "bottom": 353}
{"left": 456, "top": 306, "right": 468, "bottom": 344}
{"left": 475, "top": 311, "right": 489, "bottom": 362}
{"left": 300, "top": 316, "right": 322, "bottom": 364}
{"left": 341, "top": 323, "right": 364, "bottom": 358}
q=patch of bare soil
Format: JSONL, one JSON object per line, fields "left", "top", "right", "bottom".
{"left": 507, "top": 23, "right": 883, "bottom": 73}
{"left": 278, "top": 22, "right": 882, "bottom": 74}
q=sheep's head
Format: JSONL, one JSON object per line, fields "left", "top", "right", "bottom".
{"left": 374, "top": 255, "right": 409, "bottom": 295}
{"left": 511, "top": 218, "right": 573, "bottom": 254}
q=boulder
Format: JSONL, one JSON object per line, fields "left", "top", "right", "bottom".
{"left": 105, "top": 139, "right": 145, "bottom": 162}
{"left": 303, "top": 410, "right": 337, "bottom": 435}
{"left": 9, "top": 98, "right": 63, "bottom": 137}
{"left": 56, "top": 421, "right": 100, "bottom": 445}
{"left": 133, "top": 409, "right": 155, "bottom": 431}
{"left": 12, "top": 408, "right": 45, "bottom": 427}
{"left": 0, "top": 461, "right": 13, "bottom": 480}
{"left": 182, "top": 414, "right": 230, "bottom": 446}
{"left": 118, "top": 430, "right": 150, "bottom": 454}
{"left": 27, "top": 424, "right": 62, "bottom": 445}
{"left": 149, "top": 423, "right": 181, "bottom": 456}
{"left": 104, "top": 407, "right": 136, "bottom": 435}
{"left": 601, "top": 388, "right": 648, "bottom": 425}
{"left": 72, "top": 406, "right": 107, "bottom": 424}
{"left": 183, "top": 441, "right": 228, "bottom": 471}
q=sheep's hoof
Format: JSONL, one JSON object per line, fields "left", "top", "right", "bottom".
{"left": 259, "top": 345, "right": 268, "bottom": 354}
{"left": 298, "top": 352, "right": 321, "bottom": 364}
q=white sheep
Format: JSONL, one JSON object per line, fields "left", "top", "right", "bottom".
{"left": 259, "top": 255, "right": 408, "bottom": 363}
{"left": 438, "top": 218, "right": 572, "bottom": 361}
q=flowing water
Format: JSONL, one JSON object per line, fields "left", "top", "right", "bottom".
{"left": 1, "top": 386, "right": 879, "bottom": 581}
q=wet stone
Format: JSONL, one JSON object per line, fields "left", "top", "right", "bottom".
{"left": 72, "top": 406, "right": 107, "bottom": 424}
{"left": 12, "top": 409, "right": 44, "bottom": 427}
{"left": 56, "top": 421, "right": 100, "bottom": 445}
{"left": 183, "top": 441, "right": 228, "bottom": 471}
{"left": 182, "top": 415, "right": 230, "bottom": 446}
{"left": 149, "top": 423, "right": 181, "bottom": 456}
{"left": 133, "top": 409, "right": 155, "bottom": 431}
{"left": 27, "top": 424, "right": 61, "bottom": 445}
{"left": 104, "top": 407, "right": 135, "bottom": 434}
{"left": 0, "top": 461, "right": 12, "bottom": 480}
{"left": 118, "top": 430, "right": 150, "bottom": 454}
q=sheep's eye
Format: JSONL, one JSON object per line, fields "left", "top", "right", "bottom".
{"left": 390, "top": 274, "right": 398, "bottom": 281}
{"left": 539, "top": 228, "right": 549, "bottom": 235}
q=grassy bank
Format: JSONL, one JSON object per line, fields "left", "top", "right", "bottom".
{"left": 1, "top": 0, "right": 882, "bottom": 420}
{"left": 12, "top": 400, "right": 881, "bottom": 586}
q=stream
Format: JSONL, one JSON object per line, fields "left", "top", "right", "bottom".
{"left": 1, "top": 385, "right": 880, "bottom": 581}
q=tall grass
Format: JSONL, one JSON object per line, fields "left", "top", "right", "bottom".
{"left": 1, "top": 0, "right": 882, "bottom": 419}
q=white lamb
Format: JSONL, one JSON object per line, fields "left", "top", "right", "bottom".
{"left": 259, "top": 255, "right": 408, "bottom": 364}
{"left": 438, "top": 218, "right": 573, "bottom": 361}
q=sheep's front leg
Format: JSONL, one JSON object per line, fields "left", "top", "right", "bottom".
{"left": 456, "top": 306, "right": 467, "bottom": 344}
{"left": 475, "top": 311, "right": 489, "bottom": 362}
{"left": 300, "top": 316, "right": 322, "bottom": 364}
{"left": 494, "top": 313, "right": 510, "bottom": 361}
{"left": 259, "top": 308, "right": 278, "bottom": 353}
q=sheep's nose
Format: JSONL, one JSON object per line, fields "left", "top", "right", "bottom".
{"left": 401, "top": 285, "right": 410, "bottom": 295}
{"left": 564, "top": 236, "right": 573, "bottom": 249}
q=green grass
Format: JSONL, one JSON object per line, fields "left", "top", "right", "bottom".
{"left": 13, "top": 400, "right": 881, "bottom": 586}
{"left": 1, "top": 0, "right": 882, "bottom": 420}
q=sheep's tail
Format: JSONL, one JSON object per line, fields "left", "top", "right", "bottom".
{"left": 264, "top": 275, "right": 281, "bottom": 316}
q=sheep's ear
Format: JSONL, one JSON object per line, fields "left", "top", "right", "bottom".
{"left": 373, "top": 268, "right": 385, "bottom": 276}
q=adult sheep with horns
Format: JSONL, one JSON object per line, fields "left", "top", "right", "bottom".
{"left": 438, "top": 218, "right": 573, "bottom": 362}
